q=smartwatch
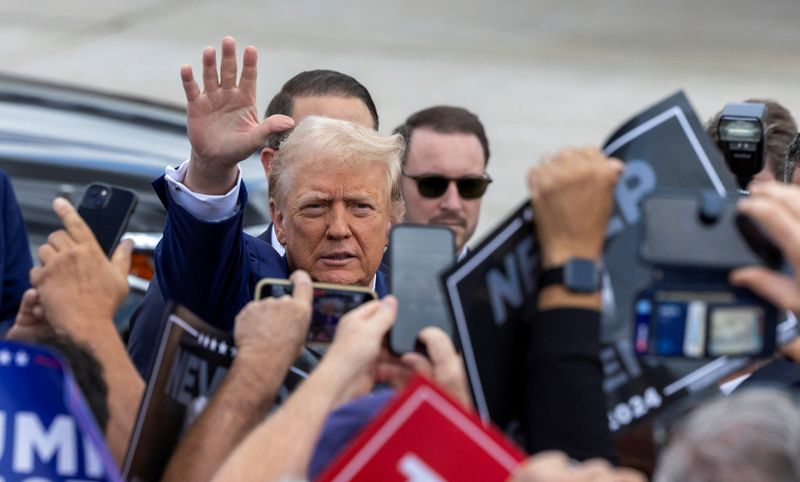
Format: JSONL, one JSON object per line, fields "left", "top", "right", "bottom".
{"left": 539, "top": 258, "right": 602, "bottom": 293}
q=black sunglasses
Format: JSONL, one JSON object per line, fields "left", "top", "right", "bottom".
{"left": 402, "top": 172, "right": 492, "bottom": 199}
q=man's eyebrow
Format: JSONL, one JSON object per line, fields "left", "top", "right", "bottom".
{"left": 295, "top": 192, "right": 332, "bottom": 204}
{"left": 344, "top": 192, "right": 375, "bottom": 202}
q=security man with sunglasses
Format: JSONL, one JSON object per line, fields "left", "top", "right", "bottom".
{"left": 394, "top": 106, "right": 491, "bottom": 258}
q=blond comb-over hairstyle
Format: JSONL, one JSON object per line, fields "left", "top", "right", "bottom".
{"left": 268, "top": 116, "right": 405, "bottom": 222}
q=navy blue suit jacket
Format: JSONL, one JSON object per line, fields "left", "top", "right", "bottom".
{"left": 0, "top": 171, "right": 32, "bottom": 329}
{"left": 127, "top": 176, "right": 388, "bottom": 377}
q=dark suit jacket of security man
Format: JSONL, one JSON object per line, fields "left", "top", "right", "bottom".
{"left": 127, "top": 176, "right": 389, "bottom": 378}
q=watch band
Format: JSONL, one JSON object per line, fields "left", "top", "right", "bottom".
{"left": 539, "top": 258, "right": 602, "bottom": 293}
{"left": 539, "top": 266, "right": 565, "bottom": 289}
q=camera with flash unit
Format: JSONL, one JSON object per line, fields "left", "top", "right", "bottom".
{"left": 717, "top": 102, "right": 767, "bottom": 190}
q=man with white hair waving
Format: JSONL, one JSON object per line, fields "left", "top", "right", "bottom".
{"left": 149, "top": 36, "right": 402, "bottom": 331}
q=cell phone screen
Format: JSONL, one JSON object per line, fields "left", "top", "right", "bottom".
{"left": 388, "top": 225, "right": 455, "bottom": 354}
{"left": 256, "top": 280, "right": 376, "bottom": 346}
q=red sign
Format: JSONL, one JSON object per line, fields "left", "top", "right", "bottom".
{"left": 317, "top": 376, "right": 527, "bottom": 482}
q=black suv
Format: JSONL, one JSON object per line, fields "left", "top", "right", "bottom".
{"left": 0, "top": 73, "right": 271, "bottom": 332}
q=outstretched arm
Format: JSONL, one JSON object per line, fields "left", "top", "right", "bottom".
{"left": 212, "top": 296, "right": 398, "bottom": 482}
{"left": 525, "top": 147, "right": 622, "bottom": 461}
{"left": 23, "top": 198, "right": 144, "bottom": 464}
{"left": 162, "top": 270, "right": 314, "bottom": 482}
{"left": 179, "top": 36, "right": 293, "bottom": 195}
{"left": 153, "top": 36, "right": 293, "bottom": 328}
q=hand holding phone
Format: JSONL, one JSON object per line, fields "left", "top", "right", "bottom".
{"left": 255, "top": 278, "right": 377, "bottom": 348}
{"left": 77, "top": 183, "right": 138, "bottom": 256}
{"left": 236, "top": 271, "right": 314, "bottom": 359}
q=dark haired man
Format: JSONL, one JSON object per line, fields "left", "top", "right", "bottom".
{"left": 394, "top": 106, "right": 491, "bottom": 256}
{"left": 127, "top": 45, "right": 380, "bottom": 375}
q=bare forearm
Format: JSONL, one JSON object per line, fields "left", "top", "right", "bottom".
{"left": 163, "top": 354, "right": 289, "bottom": 482}
{"left": 212, "top": 361, "right": 351, "bottom": 482}
{"left": 78, "top": 321, "right": 145, "bottom": 464}
{"left": 537, "top": 285, "right": 601, "bottom": 311}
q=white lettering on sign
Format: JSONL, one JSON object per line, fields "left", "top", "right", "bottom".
{"left": 606, "top": 160, "right": 657, "bottom": 237}
{"left": 0, "top": 411, "right": 105, "bottom": 479}
{"left": 486, "top": 236, "right": 537, "bottom": 326}
{"left": 165, "top": 348, "right": 228, "bottom": 405}
{"left": 14, "top": 414, "right": 76, "bottom": 476}
{"left": 397, "top": 453, "right": 445, "bottom": 482}
{"left": 607, "top": 387, "right": 663, "bottom": 432}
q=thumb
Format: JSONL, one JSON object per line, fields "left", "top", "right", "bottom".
{"left": 111, "top": 239, "right": 134, "bottom": 277}
{"left": 259, "top": 114, "right": 294, "bottom": 139}
{"left": 401, "top": 352, "right": 433, "bottom": 378}
{"left": 15, "top": 289, "right": 40, "bottom": 325}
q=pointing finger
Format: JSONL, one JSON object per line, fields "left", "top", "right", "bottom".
{"left": 52, "top": 197, "right": 93, "bottom": 244}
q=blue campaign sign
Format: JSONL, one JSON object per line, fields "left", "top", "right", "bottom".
{"left": 0, "top": 340, "right": 120, "bottom": 481}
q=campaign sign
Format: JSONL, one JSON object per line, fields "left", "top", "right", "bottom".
{"left": 601, "top": 340, "right": 749, "bottom": 435}
{"left": 443, "top": 91, "right": 737, "bottom": 428}
{"left": 601, "top": 91, "right": 738, "bottom": 341}
{"left": 122, "top": 304, "right": 235, "bottom": 482}
{"left": 317, "top": 376, "right": 526, "bottom": 482}
{"left": 441, "top": 202, "right": 535, "bottom": 429}
{"left": 0, "top": 340, "right": 120, "bottom": 481}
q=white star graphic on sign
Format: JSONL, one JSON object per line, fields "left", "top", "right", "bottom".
{"left": 0, "top": 350, "right": 11, "bottom": 365}
{"left": 15, "top": 351, "right": 29, "bottom": 367}
{"left": 209, "top": 339, "right": 218, "bottom": 352}
{"left": 218, "top": 341, "right": 228, "bottom": 355}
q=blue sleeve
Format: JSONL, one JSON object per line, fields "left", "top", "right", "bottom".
{"left": 151, "top": 176, "right": 253, "bottom": 331}
{"left": 0, "top": 172, "right": 32, "bottom": 328}
{"left": 126, "top": 277, "right": 168, "bottom": 378}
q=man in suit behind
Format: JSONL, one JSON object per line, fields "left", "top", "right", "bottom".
{"left": 127, "top": 37, "right": 396, "bottom": 376}
{"left": 394, "top": 106, "right": 492, "bottom": 259}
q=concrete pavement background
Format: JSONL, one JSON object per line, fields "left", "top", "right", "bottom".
{"left": 2, "top": 0, "right": 799, "bottom": 242}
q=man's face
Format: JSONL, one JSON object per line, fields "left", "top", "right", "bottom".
{"left": 400, "top": 128, "right": 487, "bottom": 252}
{"left": 292, "top": 95, "right": 374, "bottom": 128}
{"left": 273, "top": 160, "right": 391, "bottom": 286}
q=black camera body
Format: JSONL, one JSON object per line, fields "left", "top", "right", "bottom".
{"left": 633, "top": 190, "right": 781, "bottom": 359}
{"left": 717, "top": 102, "right": 767, "bottom": 189}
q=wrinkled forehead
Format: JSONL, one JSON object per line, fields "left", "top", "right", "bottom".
{"left": 280, "top": 153, "right": 391, "bottom": 203}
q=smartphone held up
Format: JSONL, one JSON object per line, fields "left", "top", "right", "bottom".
{"left": 255, "top": 278, "right": 376, "bottom": 349}
{"left": 77, "top": 182, "right": 138, "bottom": 256}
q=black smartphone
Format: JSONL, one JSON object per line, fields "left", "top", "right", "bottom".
{"left": 255, "top": 278, "right": 377, "bottom": 348}
{"left": 77, "top": 183, "right": 138, "bottom": 256}
{"left": 388, "top": 224, "right": 456, "bottom": 355}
